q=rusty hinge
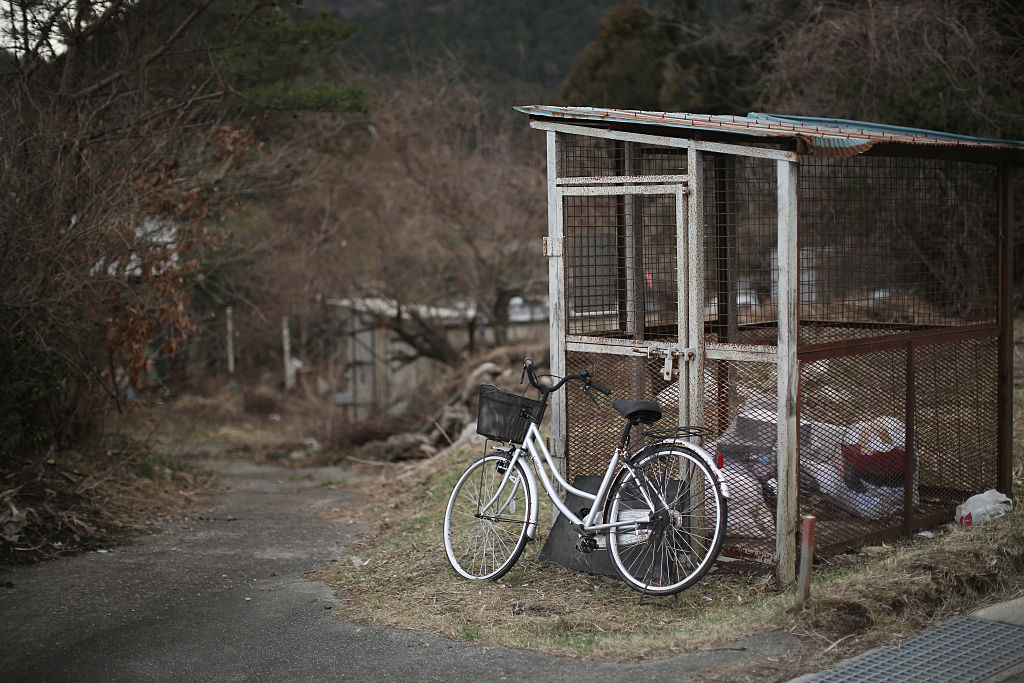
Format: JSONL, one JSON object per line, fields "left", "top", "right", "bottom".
{"left": 542, "top": 237, "right": 562, "bottom": 257}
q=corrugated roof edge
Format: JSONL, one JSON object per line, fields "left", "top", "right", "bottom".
{"left": 515, "top": 105, "right": 1024, "bottom": 154}
{"left": 749, "top": 113, "right": 1024, "bottom": 149}
{"left": 514, "top": 105, "right": 772, "bottom": 140}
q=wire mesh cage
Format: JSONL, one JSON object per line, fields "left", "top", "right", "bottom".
{"left": 797, "top": 156, "right": 999, "bottom": 344}
{"left": 542, "top": 120, "right": 1013, "bottom": 575}
{"left": 703, "top": 154, "right": 779, "bottom": 347}
{"left": 557, "top": 134, "right": 688, "bottom": 179}
{"left": 564, "top": 193, "right": 679, "bottom": 340}
{"left": 564, "top": 351, "right": 680, "bottom": 483}
{"left": 475, "top": 385, "right": 544, "bottom": 444}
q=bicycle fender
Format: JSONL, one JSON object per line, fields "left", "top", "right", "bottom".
{"left": 646, "top": 439, "right": 731, "bottom": 499}
{"left": 520, "top": 460, "right": 540, "bottom": 540}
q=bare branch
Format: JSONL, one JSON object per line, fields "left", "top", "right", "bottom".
{"left": 70, "top": 0, "right": 216, "bottom": 100}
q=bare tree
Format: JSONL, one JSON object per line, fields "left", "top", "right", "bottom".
{"left": 244, "top": 65, "right": 548, "bottom": 368}
{"left": 344, "top": 66, "right": 547, "bottom": 359}
{"left": 757, "top": 0, "right": 1024, "bottom": 139}
{"left": 755, "top": 0, "right": 1024, "bottom": 307}
{"left": 0, "top": 1, "right": 263, "bottom": 455}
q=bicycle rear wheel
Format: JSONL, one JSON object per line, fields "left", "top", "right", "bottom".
{"left": 443, "top": 454, "right": 532, "bottom": 581}
{"left": 606, "top": 444, "right": 727, "bottom": 595}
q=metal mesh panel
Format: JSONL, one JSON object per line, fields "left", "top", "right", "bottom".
{"left": 798, "top": 156, "right": 998, "bottom": 345}
{"left": 809, "top": 617, "right": 1024, "bottom": 683}
{"left": 564, "top": 351, "right": 680, "bottom": 484}
{"left": 796, "top": 336, "right": 999, "bottom": 553}
{"left": 703, "top": 154, "right": 779, "bottom": 347}
{"left": 915, "top": 337, "right": 999, "bottom": 496}
{"left": 700, "top": 341, "right": 998, "bottom": 560}
{"left": 564, "top": 194, "right": 618, "bottom": 331}
{"left": 799, "top": 351, "right": 910, "bottom": 550}
{"left": 564, "top": 194, "right": 678, "bottom": 341}
{"left": 637, "top": 146, "right": 687, "bottom": 175}
{"left": 557, "top": 135, "right": 687, "bottom": 178}
{"left": 559, "top": 134, "right": 620, "bottom": 178}
{"left": 703, "top": 359, "right": 778, "bottom": 563}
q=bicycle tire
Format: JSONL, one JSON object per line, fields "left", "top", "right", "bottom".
{"left": 443, "top": 454, "right": 532, "bottom": 581}
{"left": 605, "top": 444, "right": 727, "bottom": 596}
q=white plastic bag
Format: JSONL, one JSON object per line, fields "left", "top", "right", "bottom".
{"left": 955, "top": 489, "right": 1012, "bottom": 528}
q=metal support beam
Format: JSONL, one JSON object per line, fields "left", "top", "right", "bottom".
{"left": 904, "top": 342, "right": 917, "bottom": 535}
{"left": 623, "top": 142, "right": 644, "bottom": 344}
{"left": 528, "top": 120, "right": 801, "bottom": 162}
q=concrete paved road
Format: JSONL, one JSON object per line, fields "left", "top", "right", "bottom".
{"left": 0, "top": 460, "right": 801, "bottom": 682}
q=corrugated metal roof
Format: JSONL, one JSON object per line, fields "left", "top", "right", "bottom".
{"left": 514, "top": 105, "right": 1024, "bottom": 157}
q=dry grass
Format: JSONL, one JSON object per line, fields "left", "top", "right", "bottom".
{"left": 313, "top": 443, "right": 790, "bottom": 660}
{"left": 783, "top": 514, "right": 1024, "bottom": 671}
{"left": 110, "top": 385, "right": 334, "bottom": 461}
{"left": 315, "top": 442, "right": 1024, "bottom": 669}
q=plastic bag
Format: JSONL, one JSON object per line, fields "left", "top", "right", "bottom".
{"left": 955, "top": 489, "right": 1012, "bottom": 528}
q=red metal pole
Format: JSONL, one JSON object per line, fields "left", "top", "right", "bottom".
{"left": 797, "top": 514, "right": 816, "bottom": 605}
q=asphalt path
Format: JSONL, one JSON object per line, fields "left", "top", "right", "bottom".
{"left": 0, "top": 459, "right": 802, "bottom": 682}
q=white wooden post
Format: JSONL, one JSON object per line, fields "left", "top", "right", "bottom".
{"left": 685, "top": 149, "right": 704, "bottom": 428}
{"left": 546, "top": 130, "right": 567, "bottom": 508}
{"left": 776, "top": 158, "right": 800, "bottom": 585}
{"left": 283, "top": 315, "right": 295, "bottom": 391}
{"left": 225, "top": 306, "right": 235, "bottom": 376}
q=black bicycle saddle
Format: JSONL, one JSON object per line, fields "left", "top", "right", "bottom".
{"left": 612, "top": 399, "right": 662, "bottom": 425}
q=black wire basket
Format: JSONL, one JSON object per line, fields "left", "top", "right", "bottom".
{"left": 476, "top": 384, "right": 544, "bottom": 444}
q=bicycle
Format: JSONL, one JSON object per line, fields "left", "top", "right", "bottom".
{"left": 443, "top": 358, "right": 729, "bottom": 596}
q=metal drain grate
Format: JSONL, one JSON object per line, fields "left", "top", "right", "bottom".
{"left": 808, "top": 617, "right": 1024, "bottom": 683}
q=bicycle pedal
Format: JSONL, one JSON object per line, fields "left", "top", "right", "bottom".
{"left": 576, "top": 535, "right": 598, "bottom": 553}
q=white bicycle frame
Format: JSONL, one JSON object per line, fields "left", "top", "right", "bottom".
{"left": 483, "top": 420, "right": 726, "bottom": 542}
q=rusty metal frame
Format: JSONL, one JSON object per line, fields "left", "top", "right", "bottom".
{"left": 798, "top": 324, "right": 1001, "bottom": 362}
{"left": 998, "top": 162, "right": 1015, "bottom": 499}
{"left": 816, "top": 509, "right": 953, "bottom": 557}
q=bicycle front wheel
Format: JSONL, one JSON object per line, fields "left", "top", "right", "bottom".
{"left": 443, "top": 454, "right": 532, "bottom": 581}
{"left": 606, "top": 444, "right": 727, "bottom": 596}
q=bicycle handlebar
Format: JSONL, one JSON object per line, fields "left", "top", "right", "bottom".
{"left": 521, "top": 358, "right": 611, "bottom": 400}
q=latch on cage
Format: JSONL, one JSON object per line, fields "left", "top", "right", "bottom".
{"left": 661, "top": 354, "right": 675, "bottom": 381}
{"left": 630, "top": 347, "right": 698, "bottom": 380}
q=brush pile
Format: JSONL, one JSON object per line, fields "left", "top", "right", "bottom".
{"left": 1, "top": 445, "right": 211, "bottom": 563}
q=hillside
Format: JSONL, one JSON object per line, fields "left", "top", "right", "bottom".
{"left": 311, "top": 0, "right": 621, "bottom": 101}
